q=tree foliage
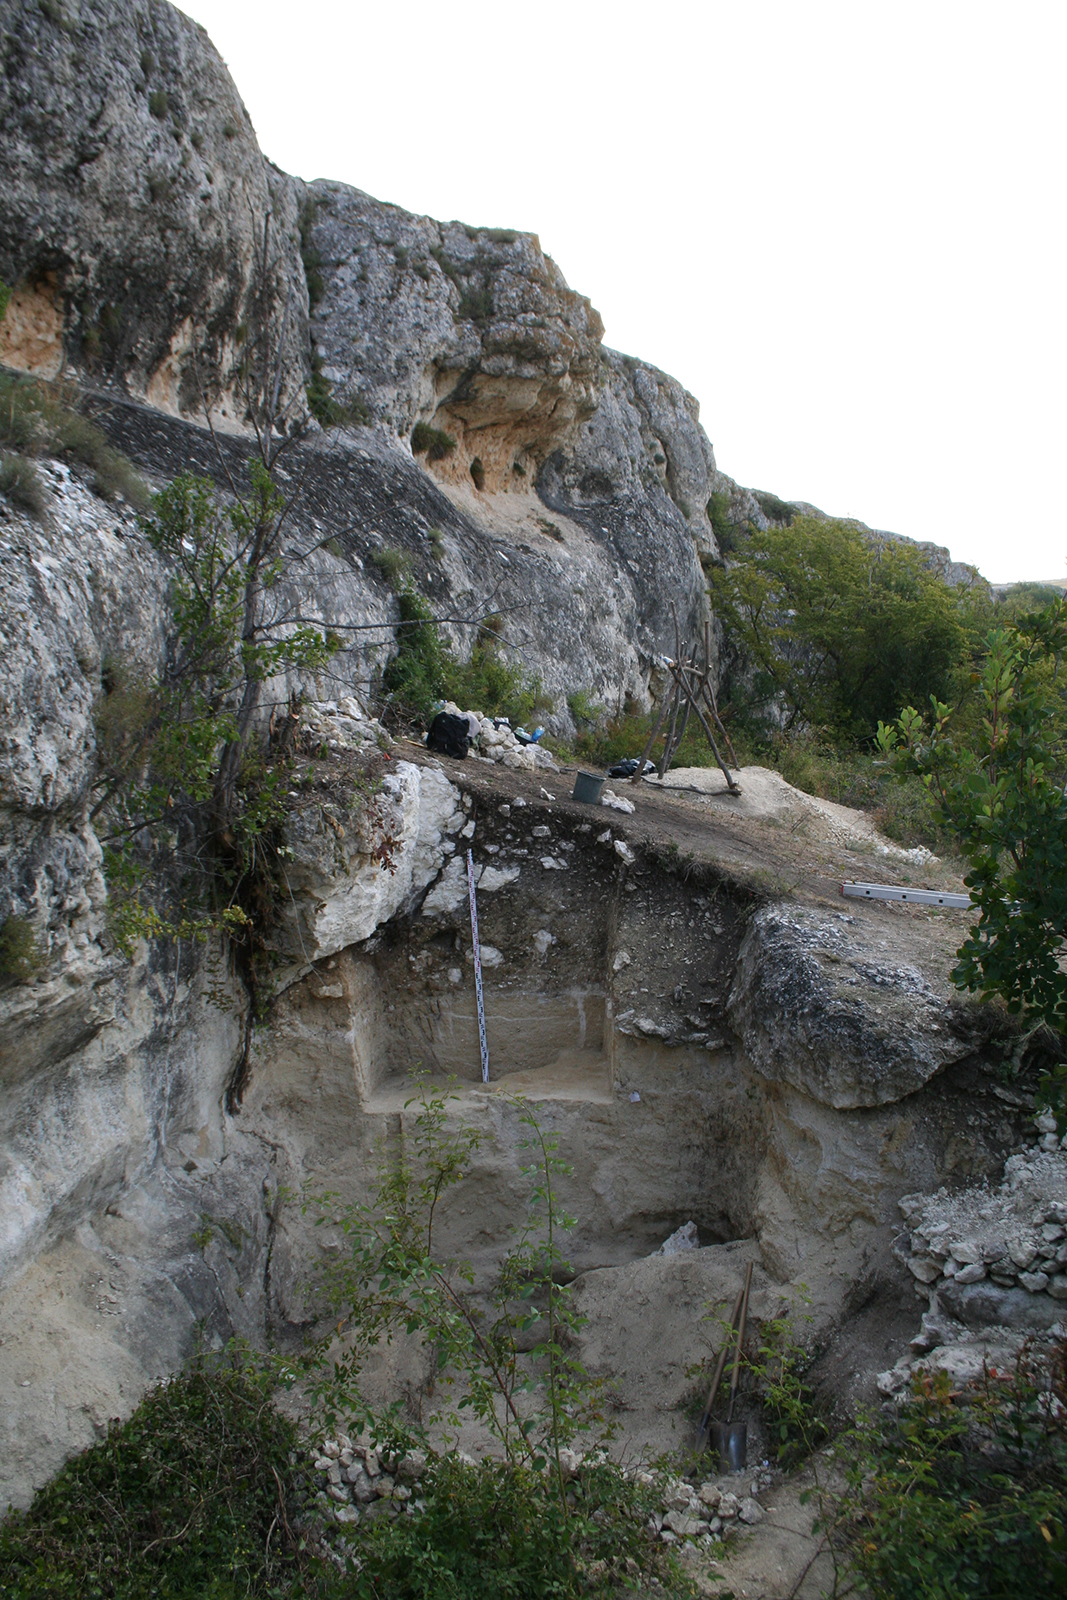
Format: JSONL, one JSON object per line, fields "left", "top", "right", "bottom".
{"left": 709, "top": 516, "right": 974, "bottom": 740}
{"left": 879, "top": 597, "right": 1067, "bottom": 1113}
{"left": 93, "top": 467, "right": 337, "bottom": 958}
{"left": 841, "top": 1349, "right": 1067, "bottom": 1597}
{"left": 306, "top": 1086, "right": 607, "bottom": 1501}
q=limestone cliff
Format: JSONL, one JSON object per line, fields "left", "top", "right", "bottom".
{"left": 0, "top": 0, "right": 1047, "bottom": 1524}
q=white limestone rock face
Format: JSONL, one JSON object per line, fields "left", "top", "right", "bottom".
{"left": 728, "top": 905, "right": 978, "bottom": 1109}
{"left": 273, "top": 761, "right": 466, "bottom": 981}
{"left": 0, "top": 0, "right": 308, "bottom": 421}
{"left": 0, "top": 473, "right": 168, "bottom": 1088}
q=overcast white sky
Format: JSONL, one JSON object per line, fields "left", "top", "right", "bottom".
{"left": 182, "top": 0, "right": 1064, "bottom": 583}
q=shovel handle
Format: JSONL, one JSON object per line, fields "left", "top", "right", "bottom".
{"left": 727, "top": 1260, "right": 754, "bottom": 1423}
{"left": 695, "top": 1277, "right": 746, "bottom": 1448}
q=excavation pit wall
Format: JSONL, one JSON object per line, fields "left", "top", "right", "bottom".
{"left": 245, "top": 805, "right": 767, "bottom": 1294}
{"left": 0, "top": 772, "right": 1034, "bottom": 1508}
{"left": 244, "top": 781, "right": 1023, "bottom": 1329}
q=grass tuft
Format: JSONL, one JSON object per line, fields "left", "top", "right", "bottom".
{"left": 0, "top": 374, "right": 150, "bottom": 509}
{"left": 411, "top": 421, "right": 455, "bottom": 462}
{"left": 0, "top": 454, "right": 45, "bottom": 516}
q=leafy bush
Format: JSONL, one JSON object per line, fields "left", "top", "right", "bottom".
{"left": 410, "top": 422, "right": 455, "bottom": 462}
{"left": 306, "top": 358, "right": 368, "bottom": 429}
{"left": 841, "top": 1349, "right": 1067, "bottom": 1597}
{"left": 880, "top": 602, "right": 1067, "bottom": 1115}
{"left": 709, "top": 514, "right": 977, "bottom": 742}
{"left": 752, "top": 488, "right": 795, "bottom": 525}
{"left": 0, "top": 1351, "right": 321, "bottom": 1599}
{"left": 0, "top": 915, "right": 41, "bottom": 981}
{"left": 469, "top": 456, "right": 485, "bottom": 490}
{"left": 382, "top": 587, "right": 538, "bottom": 726}
{"left": 299, "top": 199, "right": 325, "bottom": 308}
{"left": 347, "top": 1455, "right": 677, "bottom": 1600}
{"left": 147, "top": 89, "right": 168, "bottom": 118}
{"left": 0, "top": 454, "right": 45, "bottom": 515}
{"left": 0, "top": 279, "right": 11, "bottom": 323}
{"left": 0, "top": 375, "right": 149, "bottom": 509}
{"left": 566, "top": 690, "right": 603, "bottom": 730}
{"left": 705, "top": 490, "right": 735, "bottom": 554}
{"left": 369, "top": 546, "right": 410, "bottom": 584}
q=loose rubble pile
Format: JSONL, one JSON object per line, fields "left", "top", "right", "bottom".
{"left": 638, "top": 1466, "right": 772, "bottom": 1548}
{"left": 895, "top": 1135, "right": 1067, "bottom": 1320}
{"left": 299, "top": 696, "right": 391, "bottom": 753}
{"left": 304, "top": 1434, "right": 772, "bottom": 1553}
{"left": 434, "top": 703, "right": 560, "bottom": 772}
{"left": 306, "top": 1434, "right": 429, "bottom": 1528}
{"left": 880, "top": 1131, "right": 1067, "bottom": 1397}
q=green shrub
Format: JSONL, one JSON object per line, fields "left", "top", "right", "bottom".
{"left": 457, "top": 285, "right": 493, "bottom": 326}
{"left": 369, "top": 546, "right": 410, "bottom": 585}
{"left": 148, "top": 89, "right": 168, "bottom": 119}
{"left": 382, "top": 586, "right": 538, "bottom": 725}
{"left": 753, "top": 488, "right": 795, "bottom": 525}
{"left": 706, "top": 490, "right": 734, "bottom": 553}
{"left": 0, "top": 915, "right": 41, "bottom": 981}
{"left": 222, "top": 120, "right": 238, "bottom": 139}
{"left": 0, "top": 375, "right": 149, "bottom": 509}
{"left": 469, "top": 455, "right": 485, "bottom": 490}
{"left": 428, "top": 528, "right": 446, "bottom": 560}
{"left": 0, "top": 279, "right": 11, "bottom": 324}
{"left": 0, "top": 454, "right": 45, "bottom": 516}
{"left": 410, "top": 421, "right": 455, "bottom": 461}
{"left": 842, "top": 1354, "right": 1067, "bottom": 1597}
{"left": 0, "top": 1351, "right": 319, "bottom": 1599}
{"left": 306, "top": 357, "right": 368, "bottom": 429}
{"left": 346, "top": 1455, "right": 678, "bottom": 1599}
{"left": 566, "top": 689, "right": 604, "bottom": 729}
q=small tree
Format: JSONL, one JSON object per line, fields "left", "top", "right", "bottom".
{"left": 709, "top": 515, "right": 975, "bottom": 741}
{"left": 878, "top": 596, "right": 1067, "bottom": 1115}
{"left": 306, "top": 1085, "right": 606, "bottom": 1505}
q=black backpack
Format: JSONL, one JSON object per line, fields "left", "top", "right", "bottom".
{"left": 427, "top": 712, "right": 470, "bottom": 760}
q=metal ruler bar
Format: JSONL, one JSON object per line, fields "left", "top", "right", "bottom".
{"left": 842, "top": 880, "right": 972, "bottom": 909}
{"left": 467, "top": 849, "right": 490, "bottom": 1084}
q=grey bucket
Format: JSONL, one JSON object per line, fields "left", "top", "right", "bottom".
{"left": 572, "top": 771, "right": 606, "bottom": 805}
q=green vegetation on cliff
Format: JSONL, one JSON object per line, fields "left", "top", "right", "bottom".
{"left": 707, "top": 514, "right": 980, "bottom": 743}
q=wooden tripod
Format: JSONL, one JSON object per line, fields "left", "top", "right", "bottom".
{"left": 630, "top": 617, "right": 741, "bottom": 794}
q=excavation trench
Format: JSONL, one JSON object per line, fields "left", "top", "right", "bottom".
{"left": 248, "top": 805, "right": 766, "bottom": 1290}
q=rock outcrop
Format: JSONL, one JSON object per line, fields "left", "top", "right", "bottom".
{"left": 728, "top": 905, "right": 980, "bottom": 1109}
{"left": 0, "top": 0, "right": 307, "bottom": 422}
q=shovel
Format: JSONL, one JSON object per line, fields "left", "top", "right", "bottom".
{"left": 693, "top": 1260, "right": 753, "bottom": 1458}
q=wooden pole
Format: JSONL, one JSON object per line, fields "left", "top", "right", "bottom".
{"left": 671, "top": 662, "right": 741, "bottom": 794}
{"left": 630, "top": 677, "right": 673, "bottom": 783}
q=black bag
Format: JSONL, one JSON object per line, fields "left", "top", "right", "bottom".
{"left": 427, "top": 712, "right": 470, "bottom": 760}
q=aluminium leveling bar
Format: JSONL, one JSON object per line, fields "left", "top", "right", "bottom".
{"left": 841, "top": 880, "right": 972, "bottom": 909}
